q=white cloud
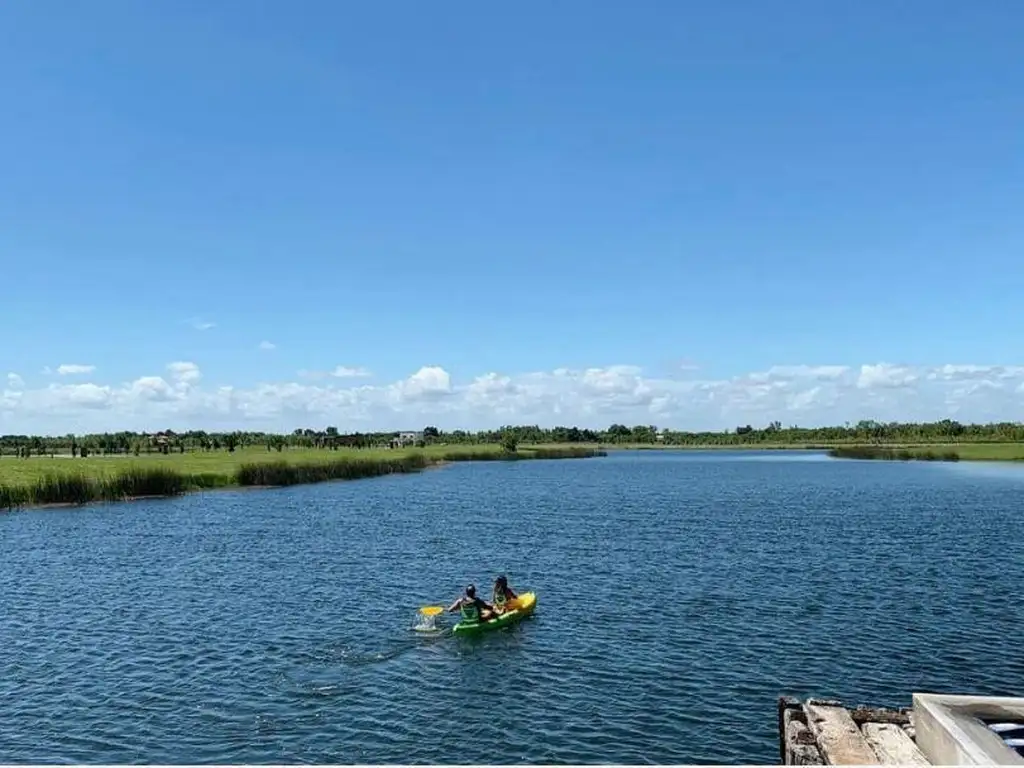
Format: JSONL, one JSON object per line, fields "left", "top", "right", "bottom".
{"left": 167, "top": 361, "right": 201, "bottom": 385}
{"left": 7, "top": 373, "right": 24, "bottom": 390}
{"left": 124, "top": 378, "right": 165, "bottom": 403}
{"left": 189, "top": 318, "right": 216, "bottom": 331}
{"left": 765, "top": 365, "right": 849, "bottom": 380}
{"left": 389, "top": 365, "right": 452, "bottom": 403}
{"left": 332, "top": 366, "right": 372, "bottom": 379}
{"left": 39, "top": 383, "right": 113, "bottom": 410}
{"left": 300, "top": 367, "right": 373, "bottom": 380}
{"left": 857, "top": 363, "right": 917, "bottom": 389}
{"left": 259, "top": 341, "right": 277, "bottom": 351}
{"left": 928, "top": 364, "right": 1024, "bottom": 381}
{"left": 1, "top": 361, "right": 1023, "bottom": 434}
{"left": 57, "top": 364, "right": 96, "bottom": 375}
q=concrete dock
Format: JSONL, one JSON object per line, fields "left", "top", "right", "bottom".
{"left": 778, "top": 694, "right": 1024, "bottom": 765}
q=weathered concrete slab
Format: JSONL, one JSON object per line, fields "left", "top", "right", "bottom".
{"left": 863, "top": 721, "right": 930, "bottom": 765}
{"left": 787, "top": 715, "right": 826, "bottom": 765}
{"left": 913, "top": 693, "right": 1024, "bottom": 765}
{"left": 804, "top": 702, "right": 881, "bottom": 765}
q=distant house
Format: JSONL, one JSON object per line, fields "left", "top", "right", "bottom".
{"left": 141, "top": 430, "right": 174, "bottom": 454}
{"left": 390, "top": 430, "right": 424, "bottom": 449}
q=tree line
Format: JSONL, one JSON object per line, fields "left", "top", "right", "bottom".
{"left": 0, "top": 418, "right": 1021, "bottom": 457}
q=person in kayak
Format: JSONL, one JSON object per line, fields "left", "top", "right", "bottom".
{"left": 447, "top": 584, "right": 495, "bottom": 623}
{"left": 491, "top": 574, "right": 518, "bottom": 615}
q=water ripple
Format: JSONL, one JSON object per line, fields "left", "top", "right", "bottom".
{"left": 1, "top": 452, "right": 1023, "bottom": 762}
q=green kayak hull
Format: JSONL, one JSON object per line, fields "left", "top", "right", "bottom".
{"left": 452, "top": 591, "right": 537, "bottom": 636}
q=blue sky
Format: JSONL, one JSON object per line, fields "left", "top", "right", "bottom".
{"left": 2, "top": 1, "right": 1023, "bottom": 432}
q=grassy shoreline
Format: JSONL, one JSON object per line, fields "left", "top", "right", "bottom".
{"left": 0, "top": 444, "right": 605, "bottom": 511}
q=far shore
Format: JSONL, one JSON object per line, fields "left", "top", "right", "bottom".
{"left": 600, "top": 441, "right": 1024, "bottom": 461}
{"left": 4, "top": 439, "right": 1023, "bottom": 512}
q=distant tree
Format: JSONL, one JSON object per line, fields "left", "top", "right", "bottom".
{"left": 630, "top": 425, "right": 657, "bottom": 443}
{"left": 500, "top": 431, "right": 518, "bottom": 454}
{"left": 607, "top": 424, "right": 632, "bottom": 441}
{"left": 4, "top": 417, "right": 1024, "bottom": 464}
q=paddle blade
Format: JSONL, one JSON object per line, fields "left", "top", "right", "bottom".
{"left": 420, "top": 606, "right": 444, "bottom": 616}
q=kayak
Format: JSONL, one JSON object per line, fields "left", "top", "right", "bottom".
{"left": 452, "top": 591, "right": 537, "bottom": 636}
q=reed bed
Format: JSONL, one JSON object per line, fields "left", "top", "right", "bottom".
{"left": 528, "top": 446, "right": 607, "bottom": 459}
{"left": 829, "top": 446, "right": 961, "bottom": 462}
{"left": 0, "top": 466, "right": 198, "bottom": 509}
{"left": 234, "top": 454, "right": 431, "bottom": 486}
{"left": 440, "top": 446, "right": 606, "bottom": 462}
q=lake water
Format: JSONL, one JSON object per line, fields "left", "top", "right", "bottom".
{"left": 2, "top": 450, "right": 1023, "bottom": 764}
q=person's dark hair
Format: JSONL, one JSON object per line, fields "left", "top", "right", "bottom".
{"left": 496, "top": 574, "right": 508, "bottom": 588}
{"left": 466, "top": 584, "right": 476, "bottom": 597}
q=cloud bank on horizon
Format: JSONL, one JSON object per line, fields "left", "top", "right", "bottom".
{"left": 2, "top": 361, "right": 1022, "bottom": 435}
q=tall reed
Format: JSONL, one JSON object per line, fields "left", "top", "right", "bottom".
{"left": 440, "top": 446, "right": 606, "bottom": 462}
{"left": 234, "top": 453, "right": 431, "bottom": 487}
{"left": 0, "top": 466, "right": 198, "bottom": 510}
{"left": 100, "top": 466, "right": 189, "bottom": 500}
{"left": 528, "top": 446, "right": 607, "bottom": 459}
{"left": 829, "top": 446, "right": 960, "bottom": 462}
